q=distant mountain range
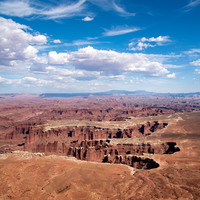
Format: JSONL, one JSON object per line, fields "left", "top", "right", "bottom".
{"left": 39, "top": 90, "right": 200, "bottom": 98}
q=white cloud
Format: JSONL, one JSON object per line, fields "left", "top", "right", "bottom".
{"left": 64, "top": 40, "right": 101, "bottom": 46}
{"left": 183, "top": 48, "right": 200, "bottom": 57}
{"left": 103, "top": 26, "right": 140, "bottom": 36}
{"left": 195, "top": 68, "right": 200, "bottom": 74}
{"left": 0, "top": 76, "right": 21, "bottom": 85}
{"left": 48, "top": 51, "right": 70, "bottom": 65}
{"left": 46, "top": 66, "right": 100, "bottom": 81}
{"left": 190, "top": 59, "right": 200, "bottom": 66}
{"left": 29, "top": 35, "right": 47, "bottom": 45}
{"left": 82, "top": 16, "right": 94, "bottom": 21}
{"left": 48, "top": 46, "right": 170, "bottom": 77}
{"left": 109, "top": 75, "right": 125, "bottom": 81}
{"left": 129, "top": 36, "right": 171, "bottom": 51}
{"left": 23, "top": 46, "right": 38, "bottom": 59}
{"left": 21, "top": 77, "right": 54, "bottom": 87}
{"left": 86, "top": 37, "right": 99, "bottom": 40}
{"left": 141, "top": 36, "right": 170, "bottom": 43}
{"left": 183, "top": 0, "right": 200, "bottom": 12}
{"left": 186, "top": 0, "right": 200, "bottom": 7}
{"left": 166, "top": 73, "right": 176, "bottom": 78}
{"left": 22, "top": 76, "right": 37, "bottom": 83}
{"left": 0, "top": 0, "right": 35, "bottom": 17}
{"left": 188, "top": 49, "right": 200, "bottom": 53}
{"left": 53, "top": 39, "right": 61, "bottom": 43}
{"left": 129, "top": 42, "right": 155, "bottom": 51}
{"left": 0, "top": 76, "right": 10, "bottom": 84}
{"left": 0, "top": 76, "right": 54, "bottom": 87}
{"left": 88, "top": 0, "right": 135, "bottom": 17}
{"left": 112, "top": 1, "right": 135, "bottom": 17}
{"left": 41, "top": 0, "right": 86, "bottom": 19}
{"left": 145, "top": 54, "right": 182, "bottom": 63}
{"left": 0, "top": 0, "right": 87, "bottom": 19}
{"left": 0, "top": 0, "right": 135, "bottom": 20}
{"left": 73, "top": 71, "right": 100, "bottom": 81}
{"left": 0, "top": 17, "right": 47, "bottom": 66}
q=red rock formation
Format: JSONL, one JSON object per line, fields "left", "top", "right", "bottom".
{"left": 32, "top": 141, "right": 58, "bottom": 153}
{"left": 48, "top": 107, "right": 173, "bottom": 121}
{"left": 5, "top": 122, "right": 42, "bottom": 140}
{"left": 62, "top": 140, "right": 179, "bottom": 169}
{"left": 5, "top": 120, "right": 169, "bottom": 157}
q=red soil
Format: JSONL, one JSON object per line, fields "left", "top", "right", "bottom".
{"left": 0, "top": 97, "right": 200, "bottom": 199}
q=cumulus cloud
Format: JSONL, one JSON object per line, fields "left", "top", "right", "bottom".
{"left": 0, "top": 76, "right": 16, "bottom": 84}
{"left": 46, "top": 66, "right": 100, "bottom": 81}
{"left": 22, "top": 76, "right": 37, "bottom": 84}
{"left": 0, "top": 17, "right": 47, "bottom": 66}
{"left": 82, "top": 16, "right": 94, "bottom": 21}
{"left": 53, "top": 39, "right": 61, "bottom": 43}
{"left": 23, "top": 77, "right": 54, "bottom": 87}
{"left": 73, "top": 71, "right": 100, "bottom": 81}
{"left": 103, "top": 26, "right": 141, "bottom": 37}
{"left": 129, "top": 42, "right": 155, "bottom": 51}
{"left": 48, "top": 51, "right": 70, "bottom": 65}
{"left": 166, "top": 73, "right": 176, "bottom": 78}
{"left": 190, "top": 59, "right": 200, "bottom": 66}
{"left": 48, "top": 46, "right": 170, "bottom": 77}
{"left": 141, "top": 36, "right": 170, "bottom": 43}
{"left": 129, "top": 36, "right": 171, "bottom": 51}
{"left": 0, "top": 76, "right": 54, "bottom": 87}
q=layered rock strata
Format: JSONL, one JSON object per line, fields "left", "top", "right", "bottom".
{"left": 62, "top": 140, "right": 179, "bottom": 169}
{"left": 49, "top": 108, "right": 172, "bottom": 121}
{"left": 5, "top": 121, "right": 168, "bottom": 143}
{"left": 2, "top": 120, "right": 180, "bottom": 170}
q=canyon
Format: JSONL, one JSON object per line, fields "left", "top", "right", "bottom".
{"left": 0, "top": 95, "right": 200, "bottom": 199}
{"left": 2, "top": 116, "right": 176, "bottom": 169}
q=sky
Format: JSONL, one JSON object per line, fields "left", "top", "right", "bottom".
{"left": 0, "top": 0, "right": 200, "bottom": 93}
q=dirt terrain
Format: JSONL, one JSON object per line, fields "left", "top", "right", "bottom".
{"left": 0, "top": 96, "right": 200, "bottom": 199}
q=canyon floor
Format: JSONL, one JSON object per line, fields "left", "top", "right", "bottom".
{"left": 0, "top": 96, "right": 200, "bottom": 199}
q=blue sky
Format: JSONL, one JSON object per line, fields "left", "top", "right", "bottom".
{"left": 0, "top": 0, "right": 200, "bottom": 93}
